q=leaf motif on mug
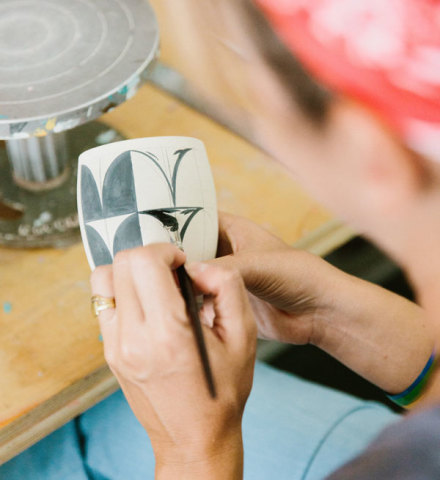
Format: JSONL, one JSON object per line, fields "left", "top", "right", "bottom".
{"left": 85, "top": 225, "right": 113, "bottom": 266}
{"left": 102, "top": 151, "right": 138, "bottom": 217}
{"left": 80, "top": 165, "right": 103, "bottom": 223}
{"left": 113, "top": 213, "right": 143, "bottom": 257}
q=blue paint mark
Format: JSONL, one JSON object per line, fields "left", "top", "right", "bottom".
{"left": 98, "top": 334, "right": 103, "bottom": 342}
{"left": 0, "top": 114, "right": 8, "bottom": 120}
{"left": 3, "top": 302, "right": 12, "bottom": 314}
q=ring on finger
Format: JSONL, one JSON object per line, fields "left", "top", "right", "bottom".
{"left": 91, "top": 295, "right": 116, "bottom": 317}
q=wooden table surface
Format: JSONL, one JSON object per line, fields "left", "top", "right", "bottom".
{"left": 0, "top": 4, "right": 353, "bottom": 464}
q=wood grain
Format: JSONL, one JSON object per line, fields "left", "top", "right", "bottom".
{"left": 0, "top": 81, "right": 352, "bottom": 463}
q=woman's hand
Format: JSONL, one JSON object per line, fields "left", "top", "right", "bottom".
{"left": 91, "top": 243, "right": 257, "bottom": 480}
{"left": 211, "top": 212, "right": 432, "bottom": 395}
{"left": 208, "top": 212, "right": 340, "bottom": 345}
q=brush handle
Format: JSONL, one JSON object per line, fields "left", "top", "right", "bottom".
{"left": 176, "top": 265, "right": 217, "bottom": 398}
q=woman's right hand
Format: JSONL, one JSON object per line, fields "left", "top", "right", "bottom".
{"left": 206, "top": 212, "right": 342, "bottom": 346}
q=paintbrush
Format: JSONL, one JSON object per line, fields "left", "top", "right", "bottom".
{"left": 170, "top": 230, "right": 217, "bottom": 399}
{"left": 138, "top": 209, "right": 217, "bottom": 398}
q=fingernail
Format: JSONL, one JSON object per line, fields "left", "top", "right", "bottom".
{"left": 200, "top": 309, "right": 214, "bottom": 328}
{"left": 186, "top": 262, "right": 208, "bottom": 274}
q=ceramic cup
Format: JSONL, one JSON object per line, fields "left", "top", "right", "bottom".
{"left": 77, "top": 136, "right": 218, "bottom": 270}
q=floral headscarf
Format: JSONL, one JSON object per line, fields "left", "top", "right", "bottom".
{"left": 255, "top": 0, "right": 440, "bottom": 161}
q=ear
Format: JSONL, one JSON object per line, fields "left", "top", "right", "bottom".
{"left": 328, "top": 99, "right": 425, "bottom": 217}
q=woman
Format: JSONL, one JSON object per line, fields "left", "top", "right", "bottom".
{"left": 3, "top": 0, "right": 440, "bottom": 478}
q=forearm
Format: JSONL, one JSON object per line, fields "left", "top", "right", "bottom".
{"left": 313, "top": 269, "right": 434, "bottom": 393}
{"left": 155, "top": 429, "right": 244, "bottom": 480}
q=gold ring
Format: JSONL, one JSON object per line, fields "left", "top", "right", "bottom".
{"left": 91, "top": 295, "right": 116, "bottom": 317}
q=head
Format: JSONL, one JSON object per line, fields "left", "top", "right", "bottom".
{"left": 161, "top": 0, "right": 440, "bottom": 292}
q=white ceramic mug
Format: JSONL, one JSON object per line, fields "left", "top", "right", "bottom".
{"left": 77, "top": 136, "right": 218, "bottom": 270}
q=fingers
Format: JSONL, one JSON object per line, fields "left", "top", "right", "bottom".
{"left": 211, "top": 212, "right": 251, "bottom": 274}
{"left": 216, "top": 211, "right": 236, "bottom": 256}
{"left": 91, "top": 265, "right": 115, "bottom": 319}
{"left": 127, "top": 244, "right": 187, "bottom": 335}
{"left": 215, "top": 213, "right": 288, "bottom": 287}
{"left": 112, "top": 251, "right": 145, "bottom": 347}
{"left": 91, "top": 244, "right": 187, "bottom": 366}
{"left": 90, "top": 265, "right": 117, "bottom": 356}
{"left": 199, "top": 296, "right": 215, "bottom": 328}
{"left": 217, "top": 211, "right": 259, "bottom": 256}
{"left": 217, "top": 211, "right": 287, "bottom": 258}
{"left": 187, "top": 262, "right": 257, "bottom": 350}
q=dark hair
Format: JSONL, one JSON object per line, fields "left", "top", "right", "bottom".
{"left": 241, "top": 0, "right": 332, "bottom": 124}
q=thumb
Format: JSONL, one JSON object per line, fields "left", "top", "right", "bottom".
{"left": 207, "top": 251, "right": 266, "bottom": 297}
{"left": 207, "top": 253, "right": 246, "bottom": 273}
{"left": 216, "top": 211, "right": 236, "bottom": 257}
{"left": 217, "top": 211, "right": 261, "bottom": 256}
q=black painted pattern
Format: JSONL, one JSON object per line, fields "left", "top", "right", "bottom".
{"left": 81, "top": 148, "right": 203, "bottom": 267}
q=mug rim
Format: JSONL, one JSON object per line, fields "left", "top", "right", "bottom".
{"left": 78, "top": 136, "right": 205, "bottom": 161}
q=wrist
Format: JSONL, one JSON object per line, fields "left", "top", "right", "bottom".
{"left": 310, "top": 268, "right": 433, "bottom": 393}
{"left": 155, "top": 428, "right": 244, "bottom": 480}
{"left": 308, "top": 261, "right": 353, "bottom": 349}
{"left": 387, "top": 348, "right": 437, "bottom": 409}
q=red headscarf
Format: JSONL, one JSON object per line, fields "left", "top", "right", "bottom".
{"left": 255, "top": 0, "right": 440, "bottom": 161}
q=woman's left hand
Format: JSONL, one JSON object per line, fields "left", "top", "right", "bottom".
{"left": 91, "top": 243, "right": 257, "bottom": 479}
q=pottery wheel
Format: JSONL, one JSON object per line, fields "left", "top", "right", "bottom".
{"left": 0, "top": 0, "right": 159, "bottom": 248}
{"left": 0, "top": 0, "right": 159, "bottom": 138}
